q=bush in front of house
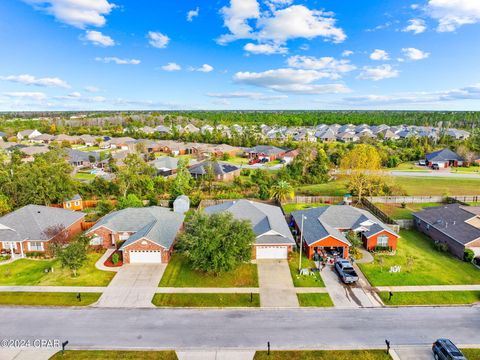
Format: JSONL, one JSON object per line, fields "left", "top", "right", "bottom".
{"left": 464, "top": 249, "right": 475, "bottom": 263}
{"left": 25, "top": 251, "right": 46, "bottom": 258}
{"left": 112, "top": 252, "right": 120, "bottom": 265}
{"left": 434, "top": 241, "right": 449, "bottom": 253}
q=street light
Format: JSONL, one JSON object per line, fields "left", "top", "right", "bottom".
{"left": 299, "top": 214, "right": 307, "bottom": 272}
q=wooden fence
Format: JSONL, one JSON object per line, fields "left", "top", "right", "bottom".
{"left": 198, "top": 198, "right": 276, "bottom": 209}
{"left": 361, "top": 197, "right": 396, "bottom": 225}
{"left": 283, "top": 195, "right": 345, "bottom": 205}
{"left": 81, "top": 221, "right": 96, "bottom": 231}
{"left": 366, "top": 195, "right": 480, "bottom": 204}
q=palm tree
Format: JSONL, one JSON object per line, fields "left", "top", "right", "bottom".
{"left": 270, "top": 180, "right": 294, "bottom": 203}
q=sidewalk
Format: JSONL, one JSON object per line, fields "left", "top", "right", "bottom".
{"left": 94, "top": 248, "right": 119, "bottom": 272}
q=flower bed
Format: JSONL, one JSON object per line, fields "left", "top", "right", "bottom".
{"left": 103, "top": 251, "right": 123, "bottom": 267}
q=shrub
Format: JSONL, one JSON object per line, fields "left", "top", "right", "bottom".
{"left": 25, "top": 251, "right": 45, "bottom": 258}
{"left": 434, "top": 241, "right": 449, "bottom": 252}
{"left": 464, "top": 249, "right": 475, "bottom": 263}
{"left": 112, "top": 252, "right": 120, "bottom": 264}
{"left": 400, "top": 202, "right": 407, "bottom": 209}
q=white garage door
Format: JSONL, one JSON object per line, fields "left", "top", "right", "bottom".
{"left": 129, "top": 250, "right": 162, "bottom": 264}
{"left": 256, "top": 246, "right": 288, "bottom": 259}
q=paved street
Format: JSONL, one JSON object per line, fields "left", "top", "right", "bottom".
{"left": 1, "top": 307, "right": 479, "bottom": 350}
{"left": 257, "top": 260, "right": 299, "bottom": 308}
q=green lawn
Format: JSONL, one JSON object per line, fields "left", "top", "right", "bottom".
{"left": 389, "top": 162, "right": 430, "bottom": 172}
{"left": 282, "top": 202, "right": 329, "bottom": 214}
{"left": 152, "top": 293, "right": 260, "bottom": 307}
{"left": 159, "top": 254, "right": 258, "bottom": 287}
{"left": 394, "top": 176, "right": 480, "bottom": 196}
{"left": 359, "top": 230, "right": 480, "bottom": 286}
{"left": 73, "top": 172, "right": 96, "bottom": 180}
{"left": 451, "top": 166, "right": 480, "bottom": 173}
{"left": 288, "top": 253, "right": 325, "bottom": 287}
{"left": 379, "top": 291, "right": 480, "bottom": 306}
{"left": 375, "top": 202, "right": 443, "bottom": 220}
{"left": 467, "top": 202, "right": 480, "bottom": 206}
{"left": 50, "top": 350, "right": 178, "bottom": 360}
{"left": 0, "top": 292, "right": 100, "bottom": 306}
{"left": 461, "top": 349, "right": 480, "bottom": 359}
{"left": 297, "top": 293, "right": 334, "bottom": 307}
{"left": 296, "top": 180, "right": 348, "bottom": 196}
{"left": 0, "top": 252, "right": 114, "bottom": 286}
{"left": 254, "top": 350, "right": 391, "bottom": 360}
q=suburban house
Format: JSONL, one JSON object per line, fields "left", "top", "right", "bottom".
{"left": 86, "top": 207, "right": 184, "bottom": 264}
{"left": 413, "top": 203, "right": 480, "bottom": 259}
{"left": 79, "top": 135, "right": 96, "bottom": 147}
{"left": 246, "top": 145, "right": 287, "bottom": 161}
{"left": 31, "top": 134, "right": 55, "bottom": 144}
{"left": 0, "top": 205, "right": 85, "bottom": 258}
{"left": 63, "top": 194, "right": 83, "bottom": 211}
{"left": 66, "top": 149, "right": 100, "bottom": 168}
{"left": 204, "top": 200, "right": 296, "bottom": 259}
{"left": 291, "top": 205, "right": 399, "bottom": 259}
{"left": 425, "top": 148, "right": 464, "bottom": 168}
{"left": 189, "top": 161, "right": 240, "bottom": 181}
{"left": 150, "top": 156, "right": 181, "bottom": 176}
{"left": 17, "top": 129, "right": 42, "bottom": 141}
{"left": 18, "top": 145, "right": 50, "bottom": 161}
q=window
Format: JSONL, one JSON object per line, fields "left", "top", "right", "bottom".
{"left": 29, "top": 241, "right": 44, "bottom": 251}
{"left": 377, "top": 235, "right": 389, "bottom": 247}
{"left": 3, "top": 242, "right": 14, "bottom": 249}
{"left": 65, "top": 202, "right": 71, "bottom": 208}
{"left": 74, "top": 201, "right": 80, "bottom": 206}
{"left": 119, "top": 232, "right": 130, "bottom": 241}
{"left": 89, "top": 236, "right": 102, "bottom": 246}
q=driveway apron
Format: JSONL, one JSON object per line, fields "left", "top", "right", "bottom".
{"left": 257, "top": 260, "right": 299, "bottom": 308}
{"left": 94, "top": 264, "right": 166, "bottom": 308}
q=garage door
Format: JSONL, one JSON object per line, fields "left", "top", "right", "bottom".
{"left": 129, "top": 250, "right": 162, "bottom": 264}
{"left": 256, "top": 246, "right": 288, "bottom": 259}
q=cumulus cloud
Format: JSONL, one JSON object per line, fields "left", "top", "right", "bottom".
{"left": 95, "top": 57, "right": 141, "bottom": 65}
{"left": 84, "top": 30, "right": 115, "bottom": 46}
{"left": 357, "top": 64, "right": 399, "bottom": 81}
{"left": 218, "top": 0, "right": 260, "bottom": 44}
{"left": 24, "top": 0, "right": 115, "bottom": 29}
{"left": 342, "top": 50, "right": 354, "bottom": 57}
{"left": 427, "top": 0, "right": 480, "bottom": 32}
{"left": 207, "top": 92, "right": 287, "bottom": 101}
{"left": 194, "top": 64, "right": 214, "bottom": 73}
{"left": 148, "top": 31, "right": 170, "bottom": 48}
{"left": 161, "top": 63, "right": 182, "bottom": 71}
{"left": 403, "top": 19, "right": 427, "bottom": 34}
{"left": 187, "top": 7, "right": 199, "bottom": 22}
{"left": 402, "top": 47, "right": 430, "bottom": 60}
{"left": 287, "top": 55, "right": 356, "bottom": 77}
{"left": 0, "top": 74, "right": 70, "bottom": 88}
{"left": 3, "top": 91, "right": 47, "bottom": 100}
{"left": 233, "top": 68, "right": 351, "bottom": 94}
{"left": 370, "top": 49, "right": 390, "bottom": 61}
{"left": 244, "top": 42, "right": 287, "bottom": 55}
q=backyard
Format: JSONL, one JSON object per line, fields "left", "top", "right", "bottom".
{"left": 374, "top": 202, "right": 443, "bottom": 220}
{"left": 159, "top": 254, "right": 258, "bottom": 287}
{"left": 0, "top": 252, "right": 114, "bottom": 286}
{"left": 359, "top": 230, "right": 480, "bottom": 286}
{"left": 282, "top": 202, "right": 329, "bottom": 213}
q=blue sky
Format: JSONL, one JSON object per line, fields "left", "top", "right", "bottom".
{"left": 0, "top": 0, "right": 480, "bottom": 111}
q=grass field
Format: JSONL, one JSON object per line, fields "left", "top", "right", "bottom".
{"left": 282, "top": 202, "right": 329, "bottom": 213}
{"left": 152, "top": 293, "right": 260, "bottom": 307}
{"left": 0, "top": 292, "right": 100, "bottom": 306}
{"left": 159, "top": 254, "right": 258, "bottom": 287}
{"left": 389, "top": 162, "right": 430, "bottom": 172}
{"left": 461, "top": 349, "right": 480, "bottom": 359}
{"left": 375, "top": 202, "right": 443, "bottom": 220}
{"left": 254, "top": 350, "right": 392, "bottom": 360}
{"left": 73, "top": 172, "right": 96, "bottom": 180}
{"left": 297, "top": 293, "right": 334, "bottom": 307}
{"left": 0, "top": 252, "right": 114, "bottom": 286}
{"left": 51, "top": 350, "right": 178, "bottom": 359}
{"left": 359, "top": 230, "right": 480, "bottom": 286}
{"left": 379, "top": 291, "right": 480, "bottom": 306}
{"left": 288, "top": 253, "right": 325, "bottom": 287}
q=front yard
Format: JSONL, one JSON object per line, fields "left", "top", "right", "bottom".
{"left": 375, "top": 202, "right": 443, "bottom": 220}
{"left": 288, "top": 253, "right": 325, "bottom": 287}
{"left": 297, "top": 293, "right": 333, "bottom": 307}
{"left": 0, "top": 292, "right": 100, "bottom": 306}
{"left": 254, "top": 350, "right": 392, "bottom": 360}
{"left": 51, "top": 350, "right": 178, "bottom": 360}
{"left": 359, "top": 230, "right": 480, "bottom": 286}
{"left": 0, "top": 252, "right": 114, "bottom": 286}
{"left": 159, "top": 254, "right": 258, "bottom": 287}
{"left": 379, "top": 291, "right": 480, "bottom": 306}
{"left": 152, "top": 293, "right": 260, "bottom": 307}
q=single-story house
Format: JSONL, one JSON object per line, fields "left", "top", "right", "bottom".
{"left": 66, "top": 149, "right": 100, "bottom": 167}
{"left": 204, "top": 200, "right": 296, "bottom": 259}
{"left": 19, "top": 145, "right": 50, "bottom": 161}
{"left": 55, "top": 134, "right": 80, "bottom": 144}
{"left": 63, "top": 194, "right": 83, "bottom": 211}
{"left": 79, "top": 135, "right": 96, "bottom": 147}
{"left": 31, "top": 134, "right": 55, "bottom": 144}
{"left": 292, "top": 205, "right": 399, "bottom": 259}
{"left": 150, "top": 156, "right": 180, "bottom": 176}
{"left": 189, "top": 161, "right": 240, "bottom": 181}
{"left": 425, "top": 148, "right": 464, "bottom": 168}
{"left": 86, "top": 207, "right": 184, "bottom": 264}
{"left": 0, "top": 205, "right": 85, "bottom": 258}
{"left": 413, "top": 204, "right": 480, "bottom": 259}
{"left": 17, "top": 129, "right": 41, "bottom": 141}
{"left": 246, "top": 145, "right": 287, "bottom": 161}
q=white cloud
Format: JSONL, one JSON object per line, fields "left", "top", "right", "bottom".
{"left": 187, "top": 7, "right": 199, "bottom": 22}
{"left": 244, "top": 42, "right": 287, "bottom": 55}
{"left": 357, "top": 64, "right": 399, "bottom": 81}
{"left": 427, "top": 0, "right": 480, "bottom": 32}
{"left": 0, "top": 74, "right": 70, "bottom": 88}
{"left": 403, "top": 19, "right": 427, "bottom": 34}
{"left": 95, "top": 57, "right": 141, "bottom": 65}
{"left": 84, "top": 85, "right": 100, "bottom": 93}
{"left": 233, "top": 68, "right": 351, "bottom": 94}
{"left": 402, "top": 47, "right": 430, "bottom": 60}
{"left": 3, "top": 91, "right": 47, "bottom": 100}
{"left": 287, "top": 55, "right": 356, "bottom": 77}
{"left": 207, "top": 92, "right": 287, "bottom": 101}
{"left": 370, "top": 49, "right": 390, "bottom": 61}
{"left": 148, "top": 31, "right": 170, "bottom": 48}
{"left": 194, "top": 64, "right": 214, "bottom": 73}
{"left": 84, "top": 30, "right": 115, "bottom": 46}
{"left": 342, "top": 50, "right": 353, "bottom": 57}
{"left": 24, "top": 0, "right": 115, "bottom": 29}
{"left": 161, "top": 63, "right": 182, "bottom": 71}
{"left": 218, "top": 0, "right": 260, "bottom": 44}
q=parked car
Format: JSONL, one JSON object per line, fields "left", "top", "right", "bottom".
{"left": 432, "top": 339, "right": 467, "bottom": 360}
{"left": 260, "top": 157, "right": 269, "bottom": 163}
{"left": 248, "top": 159, "right": 260, "bottom": 165}
{"left": 432, "top": 163, "right": 440, "bottom": 170}
{"left": 334, "top": 259, "right": 359, "bottom": 284}
{"left": 418, "top": 160, "right": 426, "bottom": 166}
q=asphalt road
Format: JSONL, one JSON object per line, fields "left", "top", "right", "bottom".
{"left": 1, "top": 306, "right": 479, "bottom": 350}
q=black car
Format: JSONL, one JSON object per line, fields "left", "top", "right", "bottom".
{"left": 432, "top": 339, "right": 467, "bottom": 360}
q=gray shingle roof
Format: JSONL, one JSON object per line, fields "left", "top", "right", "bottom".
{"left": 189, "top": 161, "right": 239, "bottom": 177}
{"left": 88, "top": 207, "right": 184, "bottom": 249}
{"left": 426, "top": 148, "right": 463, "bottom": 162}
{"left": 204, "top": 200, "right": 295, "bottom": 246}
{"left": 0, "top": 205, "right": 85, "bottom": 243}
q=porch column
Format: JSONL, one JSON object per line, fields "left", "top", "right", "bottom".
{"left": 19, "top": 242, "right": 24, "bottom": 258}
{"left": 9, "top": 242, "right": 15, "bottom": 260}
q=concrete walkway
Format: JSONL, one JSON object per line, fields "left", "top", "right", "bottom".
{"left": 94, "top": 248, "right": 119, "bottom": 272}
{"left": 0, "top": 348, "right": 59, "bottom": 360}
{"left": 392, "top": 346, "right": 434, "bottom": 360}
{"left": 94, "top": 264, "right": 166, "bottom": 308}
{"left": 176, "top": 350, "right": 255, "bottom": 360}
{"left": 257, "top": 260, "right": 299, "bottom": 308}
{"left": 354, "top": 249, "right": 374, "bottom": 264}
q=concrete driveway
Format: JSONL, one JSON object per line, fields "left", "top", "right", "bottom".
{"left": 94, "top": 264, "right": 166, "bottom": 308}
{"left": 257, "top": 260, "right": 299, "bottom": 308}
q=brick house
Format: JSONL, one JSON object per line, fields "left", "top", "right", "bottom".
{"left": 291, "top": 205, "right": 399, "bottom": 259}
{"left": 86, "top": 207, "right": 184, "bottom": 264}
{"left": 425, "top": 148, "right": 464, "bottom": 168}
{"left": 0, "top": 205, "right": 85, "bottom": 258}
{"left": 245, "top": 145, "right": 287, "bottom": 161}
